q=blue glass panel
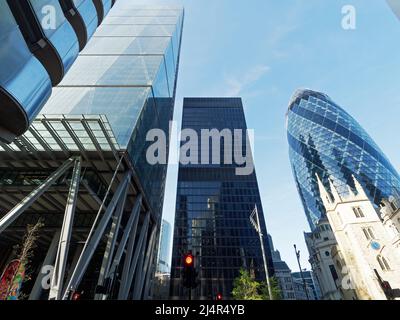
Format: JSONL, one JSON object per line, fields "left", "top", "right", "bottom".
{"left": 152, "top": 61, "right": 170, "bottom": 99}
{"left": 0, "top": 0, "right": 52, "bottom": 140}
{"left": 29, "top": 0, "right": 79, "bottom": 74}
{"left": 82, "top": 36, "right": 170, "bottom": 55}
{"left": 73, "top": 0, "right": 98, "bottom": 40}
{"left": 164, "top": 39, "right": 176, "bottom": 97}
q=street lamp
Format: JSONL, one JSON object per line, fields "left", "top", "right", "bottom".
{"left": 250, "top": 205, "right": 273, "bottom": 300}
{"left": 294, "top": 244, "right": 310, "bottom": 300}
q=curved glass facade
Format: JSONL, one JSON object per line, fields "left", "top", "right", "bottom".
{"left": 60, "top": 0, "right": 98, "bottom": 50}
{"left": 28, "top": 0, "right": 80, "bottom": 81}
{"left": 0, "top": 0, "right": 52, "bottom": 142}
{"left": 287, "top": 89, "right": 400, "bottom": 230}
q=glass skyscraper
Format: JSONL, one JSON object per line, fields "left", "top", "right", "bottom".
{"left": 40, "top": 2, "right": 184, "bottom": 220}
{"left": 287, "top": 89, "right": 400, "bottom": 230}
{"left": 170, "top": 98, "right": 274, "bottom": 300}
{"left": 0, "top": 2, "right": 183, "bottom": 300}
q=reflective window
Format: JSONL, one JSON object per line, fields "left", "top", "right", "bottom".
{"left": 94, "top": 24, "right": 176, "bottom": 37}
{"left": 171, "top": 98, "right": 273, "bottom": 300}
{"left": 82, "top": 36, "right": 171, "bottom": 55}
{"left": 60, "top": 55, "right": 164, "bottom": 86}
{"left": 103, "top": 16, "right": 179, "bottom": 25}
{"left": 41, "top": 87, "right": 151, "bottom": 146}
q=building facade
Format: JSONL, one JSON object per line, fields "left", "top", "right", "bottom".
{"left": 287, "top": 89, "right": 400, "bottom": 231}
{"left": 317, "top": 175, "right": 400, "bottom": 300}
{"left": 0, "top": 2, "right": 183, "bottom": 300}
{"left": 304, "top": 219, "right": 342, "bottom": 300}
{"left": 291, "top": 271, "right": 321, "bottom": 300}
{"left": 157, "top": 220, "right": 172, "bottom": 274}
{"left": 380, "top": 198, "right": 400, "bottom": 249}
{"left": 0, "top": 0, "right": 116, "bottom": 143}
{"left": 170, "top": 98, "right": 274, "bottom": 300}
{"left": 268, "top": 234, "right": 296, "bottom": 300}
{"left": 292, "top": 278, "right": 315, "bottom": 300}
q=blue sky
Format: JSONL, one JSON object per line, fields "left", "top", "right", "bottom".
{"left": 133, "top": 0, "right": 400, "bottom": 270}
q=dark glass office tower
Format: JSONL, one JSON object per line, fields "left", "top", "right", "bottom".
{"left": 287, "top": 89, "right": 400, "bottom": 230}
{"left": 170, "top": 98, "right": 274, "bottom": 300}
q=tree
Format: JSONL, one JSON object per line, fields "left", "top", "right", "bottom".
{"left": 232, "top": 269, "right": 262, "bottom": 300}
{"left": 259, "top": 277, "right": 282, "bottom": 300}
{"left": 232, "top": 269, "right": 282, "bottom": 300}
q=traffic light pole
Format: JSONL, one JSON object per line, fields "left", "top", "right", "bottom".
{"left": 183, "top": 253, "right": 197, "bottom": 300}
{"left": 254, "top": 207, "right": 273, "bottom": 300}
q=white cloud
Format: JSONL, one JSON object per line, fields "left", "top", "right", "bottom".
{"left": 224, "top": 65, "right": 270, "bottom": 96}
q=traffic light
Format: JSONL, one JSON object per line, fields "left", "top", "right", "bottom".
{"left": 184, "top": 254, "right": 194, "bottom": 267}
{"left": 216, "top": 293, "right": 223, "bottom": 301}
{"left": 182, "top": 253, "right": 198, "bottom": 289}
{"left": 72, "top": 292, "right": 81, "bottom": 300}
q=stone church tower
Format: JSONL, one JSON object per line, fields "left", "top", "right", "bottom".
{"left": 316, "top": 175, "right": 400, "bottom": 300}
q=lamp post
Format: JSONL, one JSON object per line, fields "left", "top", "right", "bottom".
{"left": 250, "top": 205, "right": 273, "bottom": 300}
{"left": 294, "top": 244, "right": 310, "bottom": 300}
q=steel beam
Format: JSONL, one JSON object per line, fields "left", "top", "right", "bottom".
{"left": 104, "top": 194, "right": 142, "bottom": 299}
{"left": 81, "top": 180, "right": 105, "bottom": 208}
{"left": 118, "top": 212, "right": 150, "bottom": 300}
{"left": 95, "top": 182, "right": 128, "bottom": 300}
{"left": 49, "top": 157, "right": 81, "bottom": 300}
{"left": 0, "top": 158, "right": 76, "bottom": 234}
{"left": 142, "top": 225, "right": 160, "bottom": 300}
{"left": 62, "top": 172, "right": 131, "bottom": 300}
{"left": 133, "top": 224, "right": 157, "bottom": 300}
{"left": 64, "top": 243, "right": 84, "bottom": 288}
{"left": 29, "top": 230, "right": 61, "bottom": 300}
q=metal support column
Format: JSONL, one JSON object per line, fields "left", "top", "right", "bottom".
{"left": 64, "top": 243, "right": 84, "bottom": 288}
{"left": 133, "top": 224, "right": 157, "bottom": 300}
{"left": 118, "top": 212, "right": 150, "bottom": 300}
{"left": 62, "top": 172, "right": 131, "bottom": 300}
{"left": 142, "top": 226, "right": 160, "bottom": 300}
{"left": 29, "top": 230, "right": 61, "bottom": 300}
{"left": 95, "top": 183, "right": 128, "bottom": 300}
{"left": 0, "top": 158, "right": 76, "bottom": 234}
{"left": 105, "top": 194, "right": 142, "bottom": 298}
{"left": 49, "top": 157, "right": 81, "bottom": 300}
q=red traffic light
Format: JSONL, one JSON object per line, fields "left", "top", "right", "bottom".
{"left": 216, "top": 293, "right": 223, "bottom": 300}
{"left": 72, "top": 292, "right": 81, "bottom": 300}
{"left": 184, "top": 254, "right": 194, "bottom": 267}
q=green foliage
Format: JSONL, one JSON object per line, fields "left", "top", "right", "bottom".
{"left": 232, "top": 268, "right": 282, "bottom": 300}
{"left": 259, "top": 277, "right": 282, "bottom": 300}
{"left": 232, "top": 269, "right": 262, "bottom": 300}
